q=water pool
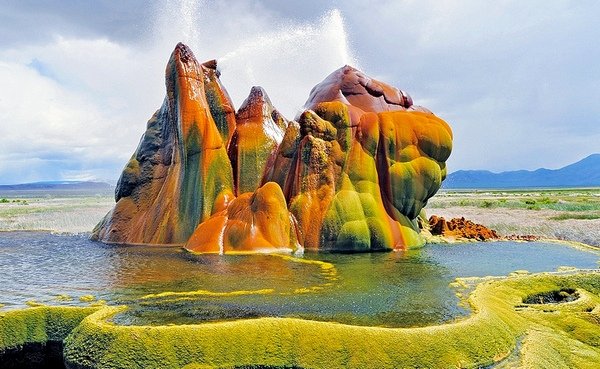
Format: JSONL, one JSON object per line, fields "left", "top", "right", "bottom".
{"left": 0, "top": 231, "right": 597, "bottom": 328}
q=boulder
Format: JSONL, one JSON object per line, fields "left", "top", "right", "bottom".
{"left": 428, "top": 215, "right": 499, "bottom": 241}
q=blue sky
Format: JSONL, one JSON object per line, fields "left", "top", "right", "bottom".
{"left": 0, "top": 0, "right": 598, "bottom": 184}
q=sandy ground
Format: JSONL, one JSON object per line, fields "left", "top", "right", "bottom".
{"left": 425, "top": 205, "right": 600, "bottom": 246}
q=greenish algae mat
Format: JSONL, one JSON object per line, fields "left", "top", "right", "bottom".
{"left": 2, "top": 272, "right": 599, "bottom": 368}
{"left": 0, "top": 306, "right": 100, "bottom": 368}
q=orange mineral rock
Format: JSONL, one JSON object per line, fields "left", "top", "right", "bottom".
{"left": 428, "top": 215, "right": 499, "bottom": 241}
{"left": 92, "top": 43, "right": 234, "bottom": 245}
{"left": 93, "top": 44, "right": 453, "bottom": 253}
{"left": 266, "top": 66, "right": 452, "bottom": 250}
{"left": 186, "top": 182, "right": 299, "bottom": 253}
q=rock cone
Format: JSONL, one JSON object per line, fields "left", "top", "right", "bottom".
{"left": 228, "top": 86, "right": 287, "bottom": 195}
{"left": 93, "top": 44, "right": 453, "bottom": 253}
{"left": 92, "top": 43, "right": 234, "bottom": 245}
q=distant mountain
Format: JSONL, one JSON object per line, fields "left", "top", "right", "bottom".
{"left": 0, "top": 181, "right": 114, "bottom": 192}
{"left": 444, "top": 154, "right": 600, "bottom": 189}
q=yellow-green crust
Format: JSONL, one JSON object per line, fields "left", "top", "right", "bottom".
{"left": 56, "top": 272, "right": 599, "bottom": 368}
{"left": 2, "top": 272, "right": 598, "bottom": 368}
{"left": 0, "top": 306, "right": 99, "bottom": 352}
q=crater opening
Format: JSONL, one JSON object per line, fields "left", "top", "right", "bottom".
{"left": 523, "top": 288, "right": 579, "bottom": 304}
{"left": 0, "top": 342, "right": 65, "bottom": 369}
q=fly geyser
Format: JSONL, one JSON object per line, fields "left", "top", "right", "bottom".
{"left": 92, "top": 43, "right": 452, "bottom": 252}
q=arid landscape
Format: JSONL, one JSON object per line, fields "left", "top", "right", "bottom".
{"left": 2, "top": 187, "right": 599, "bottom": 249}
{"left": 0, "top": 194, "right": 113, "bottom": 234}
{"left": 425, "top": 188, "right": 600, "bottom": 247}
{"left": 1, "top": 1, "right": 599, "bottom": 368}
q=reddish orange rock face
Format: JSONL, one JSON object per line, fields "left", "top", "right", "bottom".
{"left": 428, "top": 215, "right": 499, "bottom": 241}
{"left": 93, "top": 44, "right": 452, "bottom": 253}
{"left": 186, "top": 182, "right": 298, "bottom": 253}
{"left": 306, "top": 65, "right": 412, "bottom": 112}
{"left": 92, "top": 43, "right": 233, "bottom": 245}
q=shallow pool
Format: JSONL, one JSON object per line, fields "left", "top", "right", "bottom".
{"left": 0, "top": 231, "right": 597, "bottom": 327}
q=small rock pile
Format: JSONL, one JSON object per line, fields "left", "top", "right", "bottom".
{"left": 504, "top": 234, "right": 540, "bottom": 242}
{"left": 428, "top": 215, "right": 499, "bottom": 241}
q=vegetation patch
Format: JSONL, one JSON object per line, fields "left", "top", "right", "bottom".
{"left": 428, "top": 189, "right": 600, "bottom": 212}
{"left": 550, "top": 213, "right": 600, "bottom": 221}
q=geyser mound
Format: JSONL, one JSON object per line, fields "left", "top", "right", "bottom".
{"left": 92, "top": 43, "right": 452, "bottom": 253}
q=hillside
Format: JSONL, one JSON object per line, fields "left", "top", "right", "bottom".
{"left": 444, "top": 154, "right": 600, "bottom": 189}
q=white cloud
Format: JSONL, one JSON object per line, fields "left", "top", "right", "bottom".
{"left": 0, "top": 1, "right": 360, "bottom": 184}
{"left": 1, "top": 0, "right": 599, "bottom": 184}
{"left": 338, "top": 0, "right": 600, "bottom": 172}
{"left": 0, "top": 38, "right": 162, "bottom": 183}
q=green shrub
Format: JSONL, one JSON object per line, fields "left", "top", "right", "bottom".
{"left": 480, "top": 200, "right": 494, "bottom": 208}
{"left": 538, "top": 197, "right": 557, "bottom": 205}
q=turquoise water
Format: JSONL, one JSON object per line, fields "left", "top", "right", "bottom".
{"left": 0, "top": 231, "right": 597, "bottom": 327}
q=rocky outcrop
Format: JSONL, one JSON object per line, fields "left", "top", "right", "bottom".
{"left": 266, "top": 66, "right": 452, "bottom": 250}
{"left": 228, "top": 87, "right": 287, "bottom": 195}
{"left": 428, "top": 215, "right": 499, "bottom": 241}
{"left": 92, "top": 43, "right": 233, "bottom": 245}
{"left": 93, "top": 43, "right": 453, "bottom": 253}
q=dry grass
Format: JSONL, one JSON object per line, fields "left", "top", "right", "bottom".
{"left": 0, "top": 195, "right": 113, "bottom": 233}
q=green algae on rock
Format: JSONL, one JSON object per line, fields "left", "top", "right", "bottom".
{"left": 228, "top": 87, "right": 287, "bottom": 196}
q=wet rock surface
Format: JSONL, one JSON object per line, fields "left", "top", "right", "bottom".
{"left": 92, "top": 43, "right": 233, "bottom": 245}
